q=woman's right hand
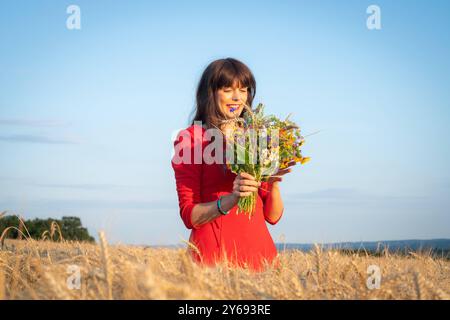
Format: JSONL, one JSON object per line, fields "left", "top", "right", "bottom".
{"left": 216, "top": 172, "right": 261, "bottom": 216}
{"left": 232, "top": 172, "right": 261, "bottom": 199}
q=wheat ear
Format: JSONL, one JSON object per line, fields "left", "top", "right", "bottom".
{"left": 99, "top": 231, "right": 113, "bottom": 300}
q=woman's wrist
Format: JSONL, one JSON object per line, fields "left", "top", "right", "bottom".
{"left": 263, "top": 181, "right": 280, "bottom": 198}
{"left": 271, "top": 181, "right": 280, "bottom": 189}
{"left": 219, "top": 193, "right": 239, "bottom": 212}
{"left": 264, "top": 180, "right": 279, "bottom": 190}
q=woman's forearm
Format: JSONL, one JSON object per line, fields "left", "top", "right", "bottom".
{"left": 190, "top": 193, "right": 239, "bottom": 228}
{"left": 263, "top": 182, "right": 284, "bottom": 223}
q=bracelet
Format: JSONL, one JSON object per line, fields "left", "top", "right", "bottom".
{"left": 217, "top": 196, "right": 230, "bottom": 215}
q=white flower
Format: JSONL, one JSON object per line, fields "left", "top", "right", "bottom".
{"left": 260, "top": 149, "right": 269, "bottom": 161}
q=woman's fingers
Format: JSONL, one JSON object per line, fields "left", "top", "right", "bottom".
{"left": 239, "top": 172, "right": 255, "bottom": 180}
{"left": 233, "top": 177, "right": 260, "bottom": 187}
{"left": 239, "top": 179, "right": 260, "bottom": 187}
{"left": 282, "top": 160, "right": 297, "bottom": 168}
{"left": 270, "top": 169, "right": 290, "bottom": 178}
{"left": 268, "top": 176, "right": 283, "bottom": 183}
{"left": 233, "top": 175, "right": 259, "bottom": 197}
{"left": 239, "top": 185, "right": 258, "bottom": 193}
{"left": 274, "top": 163, "right": 297, "bottom": 176}
{"left": 233, "top": 190, "right": 253, "bottom": 197}
{"left": 233, "top": 172, "right": 262, "bottom": 197}
{"left": 278, "top": 168, "right": 292, "bottom": 175}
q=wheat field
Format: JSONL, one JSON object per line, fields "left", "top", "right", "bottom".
{"left": 0, "top": 232, "right": 449, "bottom": 300}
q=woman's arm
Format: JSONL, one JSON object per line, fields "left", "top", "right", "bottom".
{"left": 190, "top": 193, "right": 238, "bottom": 228}
{"left": 190, "top": 172, "right": 260, "bottom": 229}
{"left": 260, "top": 160, "right": 298, "bottom": 224}
{"left": 262, "top": 181, "right": 284, "bottom": 224}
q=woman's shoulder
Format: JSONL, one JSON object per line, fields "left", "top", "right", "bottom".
{"left": 177, "top": 123, "right": 206, "bottom": 135}
{"left": 173, "top": 123, "right": 209, "bottom": 150}
{"left": 174, "top": 123, "right": 207, "bottom": 143}
{"left": 172, "top": 123, "right": 208, "bottom": 167}
{"left": 188, "top": 122, "right": 208, "bottom": 132}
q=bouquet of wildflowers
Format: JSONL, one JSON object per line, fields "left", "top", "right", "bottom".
{"left": 222, "top": 103, "right": 310, "bottom": 218}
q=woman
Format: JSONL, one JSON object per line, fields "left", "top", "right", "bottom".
{"left": 171, "top": 58, "right": 296, "bottom": 272}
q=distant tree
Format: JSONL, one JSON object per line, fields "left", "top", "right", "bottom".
{"left": 60, "top": 216, "right": 94, "bottom": 242}
{"left": 0, "top": 214, "right": 95, "bottom": 242}
{"left": 0, "top": 215, "right": 20, "bottom": 238}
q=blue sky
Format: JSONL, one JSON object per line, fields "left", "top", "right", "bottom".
{"left": 1, "top": 0, "right": 449, "bottom": 245}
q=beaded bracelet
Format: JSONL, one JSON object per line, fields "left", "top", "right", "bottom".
{"left": 217, "top": 196, "right": 230, "bottom": 215}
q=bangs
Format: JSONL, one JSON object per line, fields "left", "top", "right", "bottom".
{"left": 213, "top": 60, "right": 255, "bottom": 92}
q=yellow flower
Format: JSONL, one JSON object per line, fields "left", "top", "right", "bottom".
{"left": 301, "top": 157, "right": 311, "bottom": 164}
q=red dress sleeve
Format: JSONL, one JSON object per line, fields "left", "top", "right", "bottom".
{"left": 171, "top": 127, "right": 203, "bottom": 230}
{"left": 259, "top": 181, "right": 284, "bottom": 225}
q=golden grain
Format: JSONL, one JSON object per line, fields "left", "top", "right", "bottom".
{"left": 98, "top": 231, "right": 113, "bottom": 300}
{"left": 0, "top": 237, "right": 448, "bottom": 300}
{"left": 0, "top": 265, "right": 5, "bottom": 300}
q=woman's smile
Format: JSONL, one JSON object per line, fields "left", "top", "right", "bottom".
{"left": 226, "top": 104, "right": 242, "bottom": 112}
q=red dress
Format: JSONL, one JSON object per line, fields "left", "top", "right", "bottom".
{"left": 171, "top": 124, "right": 283, "bottom": 272}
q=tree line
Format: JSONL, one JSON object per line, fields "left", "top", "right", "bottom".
{"left": 0, "top": 213, "right": 95, "bottom": 243}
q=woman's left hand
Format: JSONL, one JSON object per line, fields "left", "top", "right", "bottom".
{"left": 266, "top": 160, "right": 297, "bottom": 183}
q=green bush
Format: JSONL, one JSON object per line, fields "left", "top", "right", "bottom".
{"left": 0, "top": 214, "right": 95, "bottom": 242}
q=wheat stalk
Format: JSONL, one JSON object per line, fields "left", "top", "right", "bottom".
{"left": 98, "top": 231, "right": 113, "bottom": 300}
{"left": 413, "top": 271, "right": 425, "bottom": 300}
{"left": 43, "top": 271, "right": 71, "bottom": 300}
{"left": 414, "top": 271, "right": 449, "bottom": 300}
{"left": 0, "top": 265, "right": 5, "bottom": 300}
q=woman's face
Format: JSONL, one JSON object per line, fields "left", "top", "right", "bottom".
{"left": 216, "top": 81, "right": 248, "bottom": 119}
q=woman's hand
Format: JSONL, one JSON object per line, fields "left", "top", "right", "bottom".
{"left": 266, "top": 160, "right": 297, "bottom": 183}
{"left": 232, "top": 172, "right": 261, "bottom": 198}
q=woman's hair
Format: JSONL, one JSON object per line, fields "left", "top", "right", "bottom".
{"left": 190, "top": 58, "right": 256, "bottom": 129}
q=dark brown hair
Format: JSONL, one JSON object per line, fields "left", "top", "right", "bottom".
{"left": 190, "top": 58, "right": 256, "bottom": 129}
